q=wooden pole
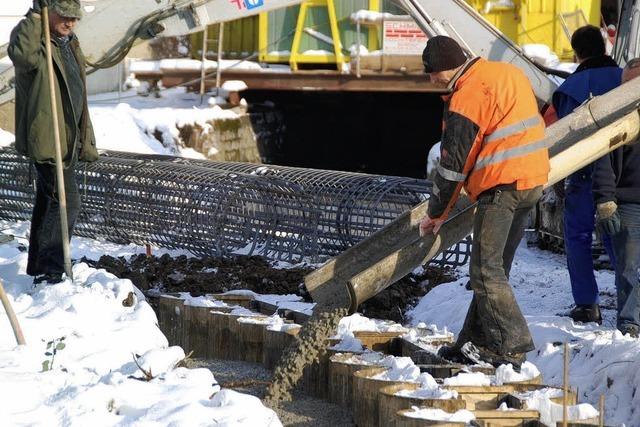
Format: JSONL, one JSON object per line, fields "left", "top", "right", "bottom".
{"left": 599, "top": 394, "right": 605, "bottom": 427}
{"left": 215, "top": 22, "right": 224, "bottom": 92}
{"left": 563, "top": 341, "right": 569, "bottom": 427}
{"left": 42, "top": 6, "right": 73, "bottom": 280}
{"left": 0, "top": 280, "right": 26, "bottom": 345}
{"left": 199, "top": 25, "right": 208, "bottom": 105}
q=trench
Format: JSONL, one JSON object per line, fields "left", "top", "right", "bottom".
{"left": 245, "top": 91, "right": 444, "bottom": 179}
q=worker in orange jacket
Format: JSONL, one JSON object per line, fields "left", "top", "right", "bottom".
{"left": 419, "top": 36, "right": 550, "bottom": 370}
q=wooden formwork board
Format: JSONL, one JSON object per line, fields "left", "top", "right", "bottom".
{"left": 444, "top": 385, "right": 543, "bottom": 411}
{"left": 354, "top": 331, "right": 405, "bottom": 354}
{"left": 300, "top": 348, "right": 342, "bottom": 399}
{"left": 262, "top": 327, "right": 301, "bottom": 370}
{"left": 378, "top": 383, "right": 466, "bottom": 427}
{"left": 473, "top": 409, "right": 540, "bottom": 426}
{"left": 553, "top": 420, "right": 600, "bottom": 426}
{"left": 208, "top": 293, "right": 255, "bottom": 309}
{"left": 352, "top": 367, "right": 418, "bottom": 427}
{"left": 395, "top": 409, "right": 467, "bottom": 426}
{"left": 232, "top": 318, "right": 269, "bottom": 363}
{"left": 503, "top": 388, "right": 577, "bottom": 409}
{"left": 158, "top": 295, "right": 184, "bottom": 347}
{"left": 277, "top": 307, "right": 311, "bottom": 325}
{"left": 226, "top": 315, "right": 268, "bottom": 362}
{"left": 328, "top": 353, "right": 378, "bottom": 408}
{"left": 209, "top": 311, "right": 243, "bottom": 360}
{"left": 254, "top": 300, "right": 279, "bottom": 316}
{"left": 182, "top": 304, "right": 214, "bottom": 358}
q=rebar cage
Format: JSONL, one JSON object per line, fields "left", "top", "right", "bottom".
{"left": 0, "top": 148, "right": 471, "bottom": 266}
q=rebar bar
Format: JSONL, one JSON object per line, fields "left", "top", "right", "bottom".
{"left": 0, "top": 148, "right": 471, "bottom": 265}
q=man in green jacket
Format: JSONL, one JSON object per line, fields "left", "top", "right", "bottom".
{"left": 9, "top": 0, "right": 99, "bottom": 284}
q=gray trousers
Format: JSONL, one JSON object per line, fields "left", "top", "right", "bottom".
{"left": 456, "top": 186, "right": 543, "bottom": 355}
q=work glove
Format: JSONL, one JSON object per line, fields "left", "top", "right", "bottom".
{"left": 419, "top": 215, "right": 444, "bottom": 236}
{"left": 33, "top": 0, "right": 50, "bottom": 13}
{"left": 596, "top": 201, "right": 621, "bottom": 236}
{"left": 552, "top": 178, "right": 565, "bottom": 199}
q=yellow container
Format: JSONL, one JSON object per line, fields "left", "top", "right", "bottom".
{"left": 466, "top": 0, "right": 601, "bottom": 60}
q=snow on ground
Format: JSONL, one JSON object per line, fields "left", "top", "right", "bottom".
{"left": 0, "top": 221, "right": 281, "bottom": 426}
{"left": 0, "top": 128, "right": 14, "bottom": 147}
{"left": 88, "top": 87, "right": 238, "bottom": 158}
{"left": 408, "top": 241, "right": 639, "bottom": 426}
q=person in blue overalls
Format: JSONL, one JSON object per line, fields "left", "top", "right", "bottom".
{"left": 552, "top": 25, "right": 621, "bottom": 323}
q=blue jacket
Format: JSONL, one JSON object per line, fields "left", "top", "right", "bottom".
{"left": 553, "top": 56, "right": 622, "bottom": 178}
{"left": 552, "top": 56, "right": 622, "bottom": 119}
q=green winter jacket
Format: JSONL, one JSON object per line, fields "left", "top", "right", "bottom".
{"left": 8, "top": 10, "right": 98, "bottom": 165}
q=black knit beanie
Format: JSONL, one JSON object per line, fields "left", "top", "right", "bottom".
{"left": 422, "top": 36, "right": 467, "bottom": 73}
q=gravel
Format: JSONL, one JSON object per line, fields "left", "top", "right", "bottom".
{"left": 186, "top": 358, "right": 354, "bottom": 426}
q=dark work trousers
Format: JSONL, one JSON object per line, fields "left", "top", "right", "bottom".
{"left": 456, "top": 186, "right": 543, "bottom": 355}
{"left": 26, "top": 162, "right": 80, "bottom": 277}
{"left": 610, "top": 203, "right": 640, "bottom": 330}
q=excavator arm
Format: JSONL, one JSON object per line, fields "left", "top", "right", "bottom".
{"left": 0, "top": 0, "right": 304, "bottom": 105}
{"left": 395, "top": 0, "right": 559, "bottom": 104}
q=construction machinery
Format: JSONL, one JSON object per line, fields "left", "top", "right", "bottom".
{"left": 0, "top": 0, "right": 305, "bottom": 106}
{"left": 0, "top": 0, "right": 561, "bottom": 106}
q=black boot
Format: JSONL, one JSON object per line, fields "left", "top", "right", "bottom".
{"left": 619, "top": 324, "right": 640, "bottom": 338}
{"left": 437, "top": 345, "right": 469, "bottom": 364}
{"left": 460, "top": 342, "right": 526, "bottom": 372}
{"left": 569, "top": 304, "right": 602, "bottom": 324}
{"left": 33, "top": 273, "right": 64, "bottom": 285}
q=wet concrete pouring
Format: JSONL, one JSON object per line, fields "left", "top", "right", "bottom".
{"left": 84, "top": 253, "right": 455, "bottom": 425}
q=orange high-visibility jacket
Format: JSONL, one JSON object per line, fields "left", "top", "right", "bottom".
{"left": 428, "top": 58, "right": 550, "bottom": 218}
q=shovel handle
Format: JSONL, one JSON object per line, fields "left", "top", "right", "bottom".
{"left": 0, "top": 281, "right": 26, "bottom": 345}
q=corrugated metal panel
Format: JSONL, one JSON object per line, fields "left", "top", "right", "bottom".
{"left": 190, "top": 17, "right": 259, "bottom": 59}
{"left": 188, "top": 0, "right": 411, "bottom": 62}
{"left": 267, "top": 6, "right": 300, "bottom": 54}
{"left": 267, "top": 0, "right": 377, "bottom": 55}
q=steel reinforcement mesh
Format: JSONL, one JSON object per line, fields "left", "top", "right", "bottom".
{"left": 0, "top": 148, "right": 471, "bottom": 266}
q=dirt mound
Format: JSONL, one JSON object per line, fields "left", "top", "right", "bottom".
{"left": 82, "top": 254, "right": 455, "bottom": 322}
{"left": 81, "top": 254, "right": 311, "bottom": 297}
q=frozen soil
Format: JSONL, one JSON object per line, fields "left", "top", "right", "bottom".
{"left": 186, "top": 358, "right": 354, "bottom": 426}
{"left": 84, "top": 253, "right": 455, "bottom": 322}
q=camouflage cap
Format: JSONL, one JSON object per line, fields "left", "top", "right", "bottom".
{"left": 52, "top": 0, "right": 82, "bottom": 19}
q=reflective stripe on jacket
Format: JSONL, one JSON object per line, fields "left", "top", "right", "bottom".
{"left": 428, "top": 58, "right": 550, "bottom": 217}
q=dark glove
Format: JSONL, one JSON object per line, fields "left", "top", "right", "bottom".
{"left": 552, "top": 178, "right": 565, "bottom": 199}
{"left": 597, "top": 201, "right": 621, "bottom": 236}
{"left": 33, "top": 0, "right": 50, "bottom": 12}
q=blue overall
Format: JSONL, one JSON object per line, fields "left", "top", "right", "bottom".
{"left": 552, "top": 58, "right": 622, "bottom": 305}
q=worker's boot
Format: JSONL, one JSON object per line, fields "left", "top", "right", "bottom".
{"left": 569, "top": 304, "right": 602, "bottom": 325}
{"left": 460, "top": 342, "right": 526, "bottom": 372}
{"left": 437, "top": 345, "right": 469, "bottom": 364}
{"left": 619, "top": 324, "right": 640, "bottom": 338}
{"left": 33, "top": 273, "right": 64, "bottom": 285}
